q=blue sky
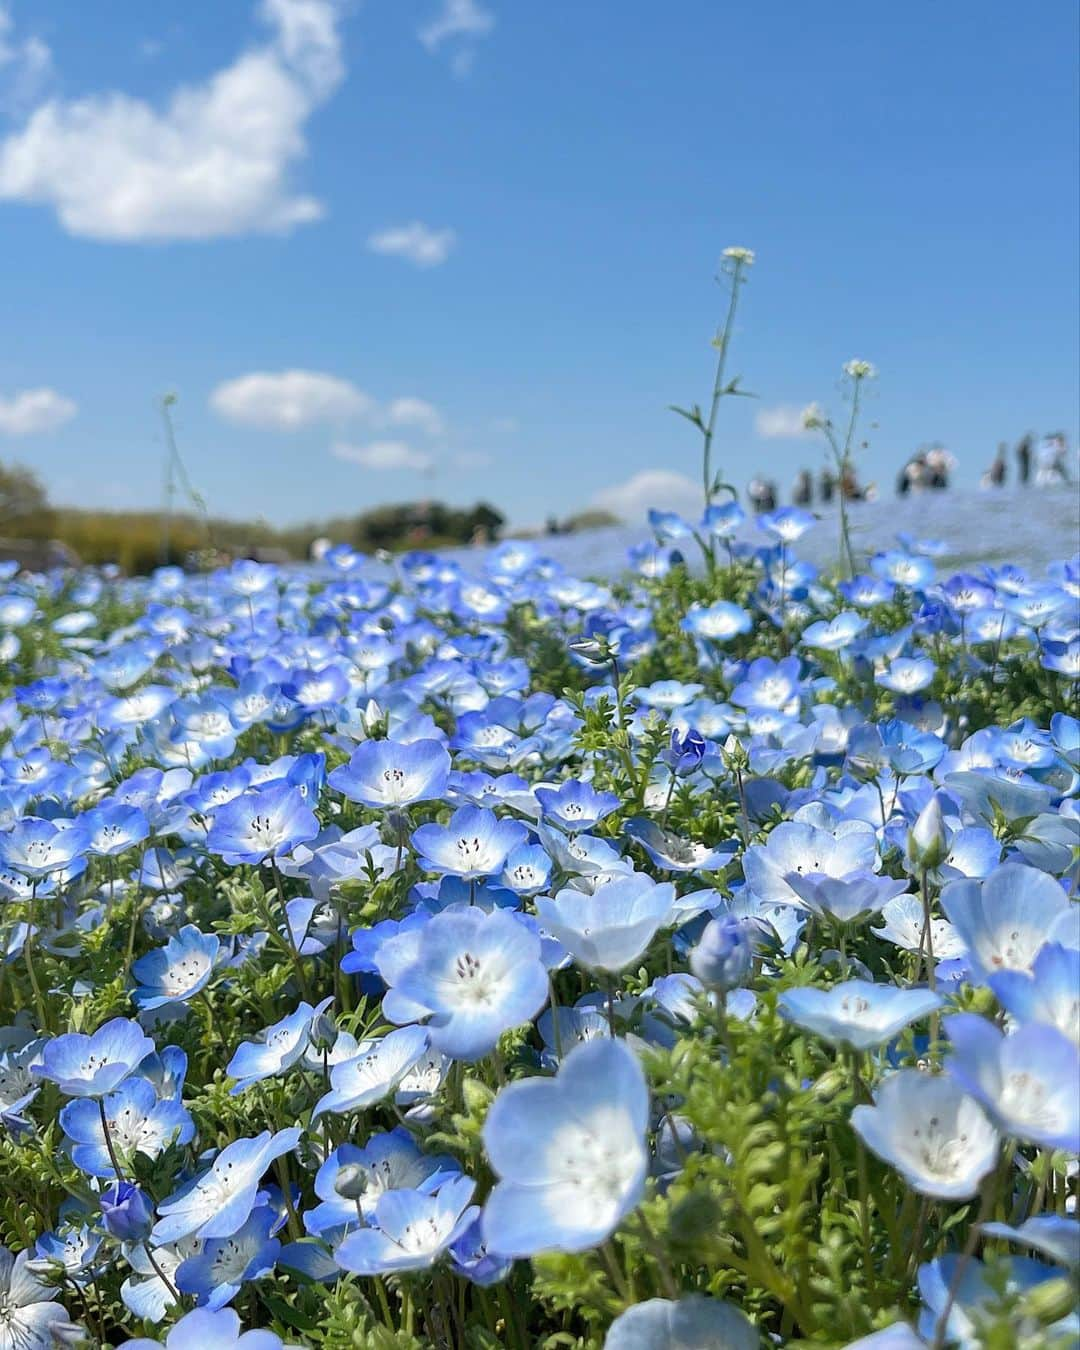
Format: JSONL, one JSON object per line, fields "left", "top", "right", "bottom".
{"left": 1, "top": 0, "right": 1077, "bottom": 528}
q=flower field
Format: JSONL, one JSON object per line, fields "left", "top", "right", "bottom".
{"left": 0, "top": 507, "right": 1077, "bottom": 1349}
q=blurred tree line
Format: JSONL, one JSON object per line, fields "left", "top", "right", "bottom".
{"left": 0, "top": 460, "right": 507, "bottom": 574}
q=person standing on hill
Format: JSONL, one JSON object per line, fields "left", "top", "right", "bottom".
{"left": 1016, "top": 434, "right": 1033, "bottom": 485}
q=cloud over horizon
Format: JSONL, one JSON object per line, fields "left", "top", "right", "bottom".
{"left": 755, "top": 405, "right": 812, "bottom": 439}
{"left": 591, "top": 468, "right": 700, "bottom": 524}
{"left": 331, "top": 440, "right": 435, "bottom": 472}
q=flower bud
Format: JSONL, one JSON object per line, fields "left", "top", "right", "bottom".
{"left": 99, "top": 1181, "right": 154, "bottom": 1242}
{"left": 907, "top": 796, "right": 947, "bottom": 869}
{"left": 1020, "top": 1275, "right": 1078, "bottom": 1327}
{"left": 690, "top": 915, "right": 753, "bottom": 993}
{"left": 665, "top": 726, "right": 706, "bottom": 777}
{"left": 333, "top": 1163, "right": 369, "bottom": 1201}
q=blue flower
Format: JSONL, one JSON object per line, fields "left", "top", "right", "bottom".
{"left": 663, "top": 726, "right": 707, "bottom": 776}
{"left": 778, "top": 981, "right": 942, "bottom": 1050}
{"left": 681, "top": 600, "right": 752, "bottom": 644}
{"left": 989, "top": 942, "right": 1080, "bottom": 1044}
{"left": 83, "top": 803, "right": 150, "bottom": 857}
{"left": 0, "top": 816, "right": 89, "bottom": 878}
{"left": 100, "top": 1181, "right": 156, "bottom": 1241}
{"left": 133, "top": 925, "right": 221, "bottom": 1011}
{"left": 623, "top": 818, "right": 735, "bottom": 874}
{"left": 482, "top": 1037, "right": 649, "bottom": 1256}
{"left": 327, "top": 737, "right": 450, "bottom": 808}
{"left": 34, "top": 1018, "right": 155, "bottom": 1097}
{"left": 917, "top": 1253, "right": 1072, "bottom": 1348}
{"left": 226, "top": 998, "right": 333, "bottom": 1093}
{"left": 535, "top": 779, "right": 620, "bottom": 832}
{"left": 851, "top": 1069, "right": 999, "bottom": 1199}
{"left": 0, "top": 1246, "right": 73, "bottom": 1347}
{"left": 125, "top": 1306, "right": 286, "bottom": 1349}
{"left": 758, "top": 506, "right": 816, "bottom": 544}
{"left": 689, "top": 915, "right": 753, "bottom": 992}
{"left": 743, "top": 818, "right": 879, "bottom": 909}
{"left": 536, "top": 875, "right": 675, "bottom": 973}
{"left": 944, "top": 1013, "right": 1079, "bottom": 1152}
{"left": 304, "top": 1128, "right": 458, "bottom": 1235}
{"left": 940, "top": 862, "right": 1075, "bottom": 984}
{"left": 801, "top": 612, "right": 868, "bottom": 652}
{"left": 604, "top": 1296, "right": 758, "bottom": 1349}
{"left": 60, "top": 1074, "right": 193, "bottom": 1178}
{"left": 411, "top": 805, "right": 528, "bottom": 880}
{"left": 152, "top": 1128, "right": 302, "bottom": 1245}
{"left": 206, "top": 784, "right": 319, "bottom": 864}
{"left": 378, "top": 908, "right": 548, "bottom": 1060}
{"left": 876, "top": 657, "right": 936, "bottom": 695}
{"left": 175, "top": 1205, "right": 280, "bottom": 1310}
{"left": 311, "top": 1026, "right": 430, "bottom": 1119}
{"left": 335, "top": 1174, "right": 478, "bottom": 1275}
{"left": 449, "top": 1215, "right": 513, "bottom": 1286}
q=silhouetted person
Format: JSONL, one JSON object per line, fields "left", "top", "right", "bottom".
{"left": 1016, "top": 435, "right": 1033, "bottom": 485}
{"left": 924, "top": 447, "right": 951, "bottom": 490}
{"left": 792, "top": 470, "right": 813, "bottom": 506}
{"left": 988, "top": 443, "right": 1007, "bottom": 487}
{"left": 820, "top": 469, "right": 835, "bottom": 503}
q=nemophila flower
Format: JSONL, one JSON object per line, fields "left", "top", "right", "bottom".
{"left": 449, "top": 1215, "right": 513, "bottom": 1286}
{"left": 663, "top": 725, "right": 706, "bottom": 776}
{"left": 537, "top": 875, "right": 675, "bottom": 973}
{"left": 311, "top": 1026, "right": 430, "bottom": 1119}
{"left": 83, "top": 802, "right": 150, "bottom": 857}
{"left": 871, "top": 895, "right": 965, "bottom": 960}
{"left": 623, "top": 818, "right": 734, "bottom": 874}
{"left": 980, "top": 1215, "right": 1080, "bottom": 1270}
{"left": 778, "top": 981, "right": 942, "bottom": 1051}
{"left": 60, "top": 1074, "right": 193, "bottom": 1178}
{"left": 175, "top": 1206, "right": 280, "bottom": 1310}
{"left": 603, "top": 1295, "right": 758, "bottom": 1350}
{"left": 801, "top": 611, "right": 868, "bottom": 652}
{"left": 501, "top": 843, "right": 552, "bottom": 896}
{"left": 0, "top": 1245, "right": 73, "bottom": 1347}
{"left": 335, "top": 1174, "right": 478, "bottom": 1276}
{"left": 226, "top": 998, "right": 333, "bottom": 1094}
{"left": 132, "top": 925, "right": 221, "bottom": 1011}
{"left": 876, "top": 657, "right": 936, "bottom": 695}
{"left": 29, "top": 1223, "right": 102, "bottom": 1287}
{"left": 742, "top": 818, "right": 879, "bottom": 909}
{"left": 989, "top": 943, "right": 1080, "bottom": 1044}
{"left": 125, "top": 1306, "right": 286, "bottom": 1349}
{"left": 411, "top": 805, "right": 528, "bottom": 880}
{"left": 535, "top": 779, "right": 620, "bottom": 832}
{"left": 327, "top": 737, "right": 450, "bottom": 808}
{"left": 758, "top": 506, "right": 815, "bottom": 544}
{"left": 871, "top": 550, "right": 936, "bottom": 590}
{"left": 482, "top": 1036, "right": 648, "bottom": 1256}
{"left": 681, "top": 599, "right": 752, "bottom": 644}
{"left": 0, "top": 816, "right": 89, "bottom": 878}
{"left": 206, "top": 783, "right": 319, "bottom": 865}
{"left": 785, "top": 870, "right": 909, "bottom": 924}
{"left": 152, "top": 1128, "right": 302, "bottom": 1245}
{"left": 378, "top": 908, "right": 547, "bottom": 1060}
{"left": 689, "top": 915, "right": 753, "bottom": 992}
{"left": 100, "top": 1181, "right": 155, "bottom": 1241}
{"left": 304, "top": 1129, "right": 458, "bottom": 1234}
{"left": 731, "top": 656, "right": 804, "bottom": 715}
{"left": 851, "top": 1069, "right": 999, "bottom": 1199}
{"left": 917, "top": 1253, "right": 1072, "bottom": 1348}
{"left": 940, "top": 863, "right": 1075, "bottom": 983}
{"left": 34, "top": 1018, "right": 155, "bottom": 1097}
{"left": 849, "top": 719, "right": 946, "bottom": 777}
{"left": 944, "top": 1013, "right": 1080, "bottom": 1152}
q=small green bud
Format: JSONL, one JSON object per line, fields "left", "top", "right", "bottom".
{"left": 1020, "top": 1275, "right": 1078, "bottom": 1326}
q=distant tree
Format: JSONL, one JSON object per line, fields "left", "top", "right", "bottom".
{"left": 0, "top": 460, "right": 53, "bottom": 534}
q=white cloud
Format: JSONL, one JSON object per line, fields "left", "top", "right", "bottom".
{"left": 384, "top": 396, "right": 444, "bottom": 436}
{"left": 0, "top": 387, "right": 77, "bottom": 436}
{"left": 0, "top": 0, "right": 346, "bottom": 241}
{"left": 418, "top": 0, "right": 494, "bottom": 52}
{"left": 755, "top": 405, "right": 811, "bottom": 439}
{"left": 331, "top": 440, "right": 434, "bottom": 472}
{"left": 211, "top": 369, "right": 372, "bottom": 429}
{"left": 0, "top": 4, "right": 52, "bottom": 114}
{"left": 367, "top": 221, "right": 456, "bottom": 267}
{"left": 591, "top": 469, "right": 701, "bottom": 523}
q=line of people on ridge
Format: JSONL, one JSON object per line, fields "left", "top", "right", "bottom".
{"left": 748, "top": 467, "right": 875, "bottom": 513}
{"left": 978, "top": 432, "right": 1072, "bottom": 490}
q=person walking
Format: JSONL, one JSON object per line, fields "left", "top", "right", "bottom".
{"left": 792, "top": 469, "right": 813, "bottom": 506}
